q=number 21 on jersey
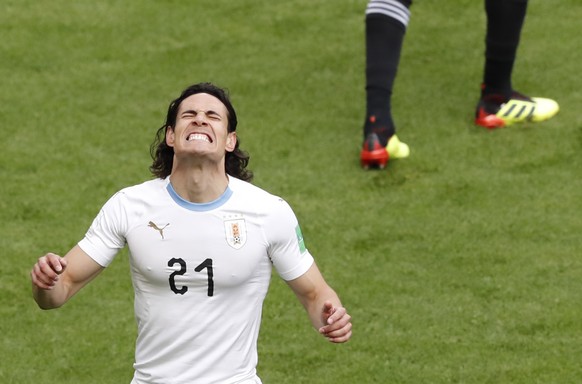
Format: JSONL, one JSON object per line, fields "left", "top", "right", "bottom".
{"left": 168, "top": 258, "right": 214, "bottom": 296}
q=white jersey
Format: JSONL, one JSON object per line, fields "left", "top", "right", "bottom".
{"left": 78, "top": 177, "right": 314, "bottom": 384}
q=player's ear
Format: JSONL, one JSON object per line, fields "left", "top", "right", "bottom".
{"left": 165, "top": 126, "right": 175, "bottom": 147}
{"left": 225, "top": 132, "right": 237, "bottom": 152}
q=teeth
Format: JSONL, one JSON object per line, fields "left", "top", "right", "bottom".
{"left": 187, "top": 133, "right": 210, "bottom": 142}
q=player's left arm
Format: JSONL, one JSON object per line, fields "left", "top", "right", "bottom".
{"left": 286, "top": 263, "right": 352, "bottom": 343}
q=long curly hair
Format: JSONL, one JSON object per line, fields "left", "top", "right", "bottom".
{"left": 149, "top": 82, "right": 253, "bottom": 182}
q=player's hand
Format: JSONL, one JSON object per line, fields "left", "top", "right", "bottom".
{"left": 31, "top": 253, "right": 68, "bottom": 290}
{"left": 318, "top": 301, "right": 352, "bottom": 343}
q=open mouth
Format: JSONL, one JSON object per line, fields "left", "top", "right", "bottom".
{"left": 187, "top": 133, "right": 212, "bottom": 143}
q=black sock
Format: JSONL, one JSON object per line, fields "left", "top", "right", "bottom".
{"left": 365, "top": 13, "right": 408, "bottom": 144}
{"left": 482, "top": 0, "right": 528, "bottom": 100}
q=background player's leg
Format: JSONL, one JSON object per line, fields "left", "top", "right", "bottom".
{"left": 361, "top": 0, "right": 411, "bottom": 168}
{"left": 476, "top": 0, "right": 559, "bottom": 128}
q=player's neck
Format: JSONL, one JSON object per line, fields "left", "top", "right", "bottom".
{"left": 169, "top": 165, "right": 229, "bottom": 204}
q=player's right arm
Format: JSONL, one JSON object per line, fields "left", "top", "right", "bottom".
{"left": 31, "top": 245, "right": 104, "bottom": 310}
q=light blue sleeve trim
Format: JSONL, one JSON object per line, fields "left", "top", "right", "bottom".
{"left": 166, "top": 182, "right": 233, "bottom": 212}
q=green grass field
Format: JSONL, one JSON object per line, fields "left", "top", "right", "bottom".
{"left": 2, "top": 0, "right": 582, "bottom": 382}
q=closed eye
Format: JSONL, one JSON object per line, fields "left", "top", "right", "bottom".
{"left": 205, "top": 110, "right": 222, "bottom": 121}
{"left": 180, "top": 110, "right": 223, "bottom": 121}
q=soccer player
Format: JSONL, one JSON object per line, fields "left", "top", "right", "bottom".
{"left": 360, "top": 0, "right": 560, "bottom": 169}
{"left": 30, "top": 82, "right": 352, "bottom": 384}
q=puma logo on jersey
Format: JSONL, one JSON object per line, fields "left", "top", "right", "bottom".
{"left": 148, "top": 221, "right": 169, "bottom": 239}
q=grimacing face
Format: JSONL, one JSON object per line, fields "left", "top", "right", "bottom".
{"left": 166, "top": 93, "right": 237, "bottom": 161}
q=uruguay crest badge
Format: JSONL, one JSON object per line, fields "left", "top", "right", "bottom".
{"left": 224, "top": 218, "right": 247, "bottom": 249}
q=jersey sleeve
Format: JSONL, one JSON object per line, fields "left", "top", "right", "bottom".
{"left": 78, "top": 191, "right": 129, "bottom": 267}
{"left": 264, "top": 197, "right": 314, "bottom": 281}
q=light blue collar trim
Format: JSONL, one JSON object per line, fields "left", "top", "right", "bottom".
{"left": 166, "top": 182, "right": 232, "bottom": 212}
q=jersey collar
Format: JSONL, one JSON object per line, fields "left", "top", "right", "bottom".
{"left": 166, "top": 180, "right": 233, "bottom": 212}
